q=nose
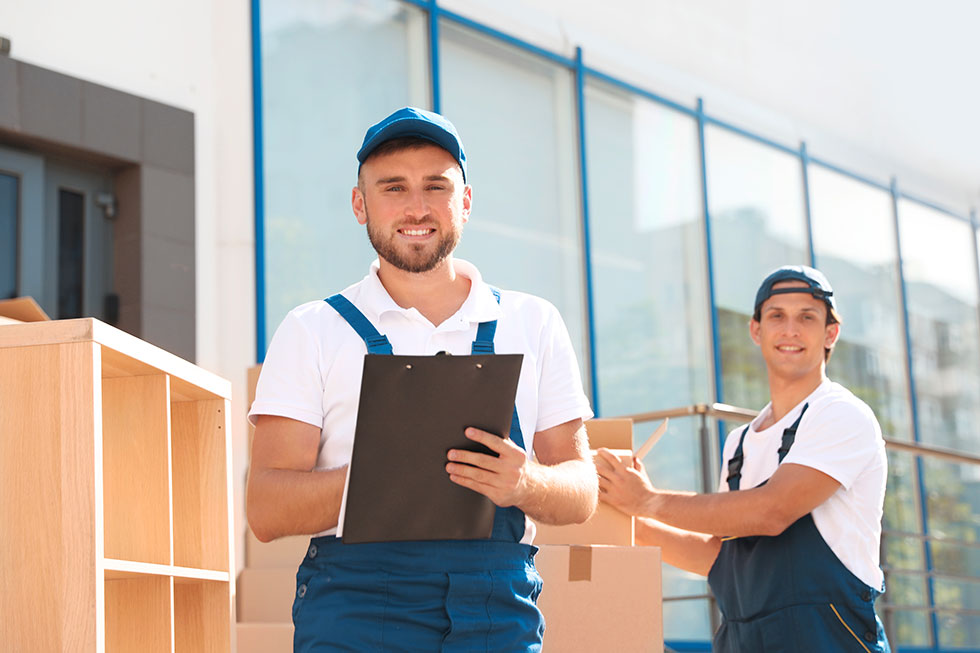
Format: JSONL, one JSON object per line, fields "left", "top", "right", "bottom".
{"left": 404, "top": 188, "right": 430, "bottom": 220}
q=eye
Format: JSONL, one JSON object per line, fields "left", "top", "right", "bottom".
{"left": 385, "top": 185, "right": 405, "bottom": 192}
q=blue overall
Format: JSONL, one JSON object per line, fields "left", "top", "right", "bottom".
{"left": 708, "top": 405, "right": 891, "bottom": 652}
{"left": 291, "top": 292, "right": 544, "bottom": 652}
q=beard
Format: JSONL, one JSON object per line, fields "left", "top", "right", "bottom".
{"left": 365, "top": 210, "right": 462, "bottom": 274}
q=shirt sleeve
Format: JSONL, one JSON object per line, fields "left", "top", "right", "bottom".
{"left": 248, "top": 309, "right": 324, "bottom": 428}
{"left": 534, "top": 301, "right": 594, "bottom": 433}
{"left": 780, "top": 399, "right": 881, "bottom": 490}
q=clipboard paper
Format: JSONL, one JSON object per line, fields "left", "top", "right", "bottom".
{"left": 341, "top": 353, "right": 523, "bottom": 544}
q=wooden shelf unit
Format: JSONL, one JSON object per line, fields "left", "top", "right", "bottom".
{"left": 0, "top": 318, "right": 234, "bottom": 652}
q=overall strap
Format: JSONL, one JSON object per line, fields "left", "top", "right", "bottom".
{"left": 324, "top": 294, "right": 393, "bottom": 355}
{"left": 726, "top": 426, "right": 751, "bottom": 492}
{"left": 726, "top": 402, "right": 810, "bottom": 492}
{"left": 777, "top": 403, "right": 809, "bottom": 463}
{"left": 471, "top": 287, "right": 502, "bottom": 355}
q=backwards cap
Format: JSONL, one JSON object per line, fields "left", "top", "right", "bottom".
{"left": 754, "top": 265, "right": 837, "bottom": 315}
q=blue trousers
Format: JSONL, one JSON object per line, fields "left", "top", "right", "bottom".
{"left": 293, "top": 537, "right": 544, "bottom": 652}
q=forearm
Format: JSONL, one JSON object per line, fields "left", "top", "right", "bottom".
{"left": 643, "top": 487, "right": 785, "bottom": 538}
{"left": 519, "top": 459, "right": 598, "bottom": 526}
{"left": 635, "top": 517, "right": 720, "bottom": 576}
{"left": 245, "top": 465, "right": 346, "bottom": 542}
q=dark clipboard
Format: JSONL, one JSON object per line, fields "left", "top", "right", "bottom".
{"left": 339, "top": 353, "right": 523, "bottom": 544}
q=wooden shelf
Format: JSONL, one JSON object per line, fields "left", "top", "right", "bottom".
{"left": 104, "top": 559, "right": 231, "bottom": 582}
{"left": 0, "top": 318, "right": 234, "bottom": 652}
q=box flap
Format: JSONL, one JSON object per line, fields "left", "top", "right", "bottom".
{"left": 584, "top": 418, "right": 633, "bottom": 449}
{"left": 0, "top": 297, "right": 51, "bottom": 323}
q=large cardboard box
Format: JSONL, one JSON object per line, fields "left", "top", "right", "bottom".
{"left": 536, "top": 544, "right": 663, "bottom": 652}
{"left": 533, "top": 418, "right": 635, "bottom": 546}
{"left": 237, "top": 567, "right": 295, "bottom": 623}
{"left": 534, "top": 448, "right": 634, "bottom": 546}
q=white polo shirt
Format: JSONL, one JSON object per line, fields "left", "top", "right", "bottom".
{"left": 718, "top": 379, "right": 887, "bottom": 590}
{"left": 249, "top": 258, "right": 594, "bottom": 540}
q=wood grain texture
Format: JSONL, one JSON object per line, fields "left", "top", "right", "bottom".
{"left": 0, "top": 342, "right": 99, "bottom": 651}
{"left": 104, "top": 576, "right": 171, "bottom": 653}
{"left": 103, "top": 374, "right": 172, "bottom": 564}
{"left": 172, "top": 399, "right": 229, "bottom": 571}
{"left": 174, "top": 580, "right": 231, "bottom": 652}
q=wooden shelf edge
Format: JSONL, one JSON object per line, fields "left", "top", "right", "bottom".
{"left": 0, "top": 318, "right": 231, "bottom": 400}
{"left": 103, "top": 558, "right": 230, "bottom": 583}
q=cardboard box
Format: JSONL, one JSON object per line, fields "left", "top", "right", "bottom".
{"left": 236, "top": 623, "right": 293, "bottom": 653}
{"left": 533, "top": 418, "right": 636, "bottom": 546}
{"left": 245, "top": 530, "right": 310, "bottom": 569}
{"left": 534, "top": 448, "right": 634, "bottom": 546}
{"left": 0, "top": 297, "right": 50, "bottom": 325}
{"left": 237, "top": 567, "right": 295, "bottom": 623}
{"left": 536, "top": 544, "right": 663, "bottom": 653}
{"left": 583, "top": 418, "right": 633, "bottom": 449}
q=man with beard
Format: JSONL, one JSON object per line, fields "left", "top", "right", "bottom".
{"left": 596, "top": 266, "right": 890, "bottom": 652}
{"left": 246, "top": 107, "right": 597, "bottom": 651}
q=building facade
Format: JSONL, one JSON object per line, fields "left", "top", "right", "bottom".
{"left": 3, "top": 0, "right": 979, "bottom": 650}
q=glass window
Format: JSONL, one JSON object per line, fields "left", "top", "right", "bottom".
{"left": 898, "top": 201, "right": 980, "bottom": 452}
{"left": 440, "top": 21, "right": 587, "bottom": 366}
{"left": 704, "top": 126, "right": 809, "bottom": 410}
{"left": 584, "top": 81, "right": 714, "bottom": 642}
{"left": 0, "top": 173, "right": 16, "bottom": 299}
{"left": 57, "top": 189, "right": 84, "bottom": 319}
{"left": 938, "top": 611, "right": 980, "bottom": 649}
{"left": 260, "top": 0, "right": 430, "bottom": 348}
{"left": 809, "top": 167, "right": 912, "bottom": 440}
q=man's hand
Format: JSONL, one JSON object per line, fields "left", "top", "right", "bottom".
{"left": 446, "top": 427, "right": 530, "bottom": 507}
{"left": 595, "top": 448, "right": 656, "bottom": 517}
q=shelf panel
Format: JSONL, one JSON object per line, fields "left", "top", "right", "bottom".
{"left": 172, "top": 398, "right": 231, "bottom": 571}
{"left": 105, "top": 574, "right": 170, "bottom": 653}
{"left": 102, "top": 374, "right": 172, "bottom": 565}
{"left": 103, "top": 558, "right": 230, "bottom": 582}
{"left": 0, "top": 342, "right": 100, "bottom": 651}
{"left": 175, "top": 578, "right": 232, "bottom": 651}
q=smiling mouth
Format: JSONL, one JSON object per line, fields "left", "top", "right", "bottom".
{"left": 776, "top": 345, "right": 804, "bottom": 352}
{"left": 398, "top": 227, "right": 435, "bottom": 237}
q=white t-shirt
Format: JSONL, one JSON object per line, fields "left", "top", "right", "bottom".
{"left": 718, "top": 379, "right": 887, "bottom": 590}
{"left": 249, "top": 258, "right": 594, "bottom": 542}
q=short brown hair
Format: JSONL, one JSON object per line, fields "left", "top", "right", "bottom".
{"left": 356, "top": 136, "right": 462, "bottom": 183}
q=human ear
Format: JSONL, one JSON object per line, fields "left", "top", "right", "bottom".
{"left": 351, "top": 186, "right": 367, "bottom": 225}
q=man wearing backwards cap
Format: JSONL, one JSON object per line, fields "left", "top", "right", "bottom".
{"left": 246, "top": 107, "right": 597, "bottom": 651}
{"left": 597, "top": 265, "right": 890, "bottom": 652}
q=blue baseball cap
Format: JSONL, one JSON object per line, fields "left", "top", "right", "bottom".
{"left": 356, "top": 107, "right": 467, "bottom": 182}
{"left": 754, "top": 265, "right": 837, "bottom": 316}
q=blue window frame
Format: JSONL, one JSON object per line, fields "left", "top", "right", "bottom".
{"left": 252, "top": 1, "right": 980, "bottom": 649}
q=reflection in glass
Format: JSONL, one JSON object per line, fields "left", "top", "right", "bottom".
{"left": 441, "top": 22, "right": 587, "bottom": 362}
{"left": 888, "top": 610, "right": 931, "bottom": 648}
{"left": 584, "top": 82, "right": 713, "bottom": 641}
{"left": 938, "top": 611, "right": 980, "bottom": 649}
{"left": 809, "top": 167, "right": 911, "bottom": 440}
{"left": 260, "top": 0, "right": 429, "bottom": 348}
{"left": 898, "top": 201, "right": 980, "bottom": 452}
{"left": 0, "top": 173, "right": 16, "bottom": 299}
{"left": 704, "top": 126, "right": 809, "bottom": 410}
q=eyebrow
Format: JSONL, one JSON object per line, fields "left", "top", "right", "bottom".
{"left": 763, "top": 304, "right": 821, "bottom": 314}
{"left": 374, "top": 174, "right": 452, "bottom": 185}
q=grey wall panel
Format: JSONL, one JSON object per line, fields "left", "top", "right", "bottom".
{"left": 82, "top": 82, "right": 141, "bottom": 162}
{"left": 19, "top": 63, "right": 83, "bottom": 147}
